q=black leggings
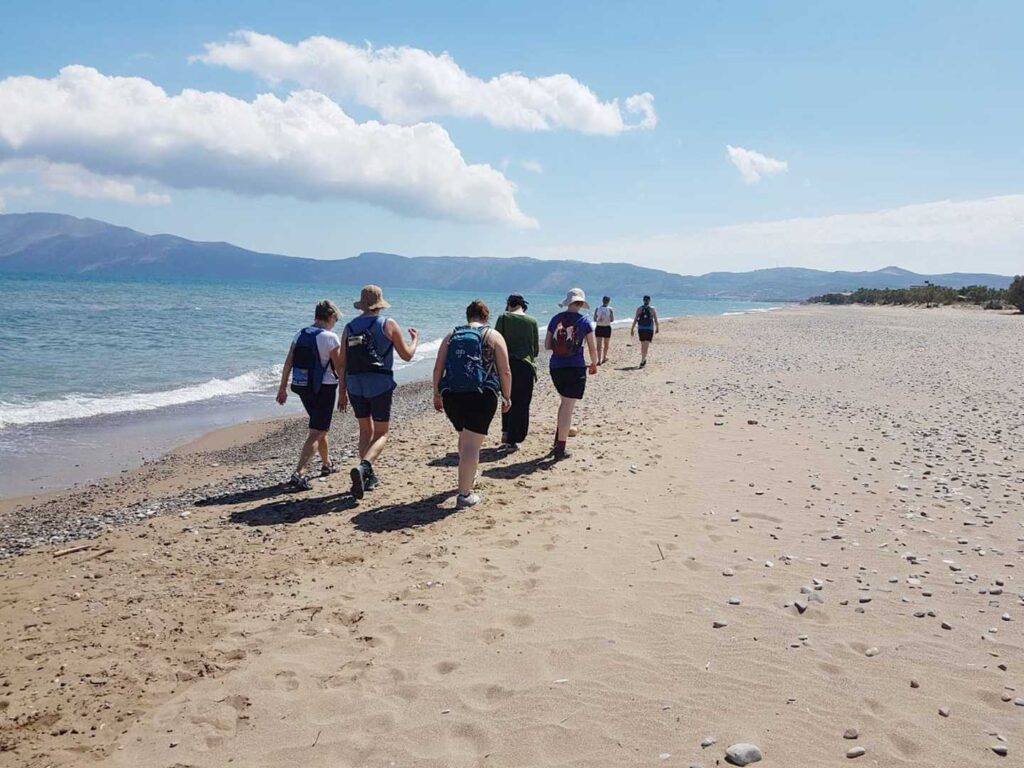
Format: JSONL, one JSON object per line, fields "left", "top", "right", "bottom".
{"left": 501, "top": 357, "right": 535, "bottom": 443}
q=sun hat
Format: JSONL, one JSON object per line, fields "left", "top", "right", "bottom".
{"left": 507, "top": 293, "right": 529, "bottom": 310}
{"left": 559, "top": 287, "right": 590, "bottom": 309}
{"left": 353, "top": 285, "right": 391, "bottom": 311}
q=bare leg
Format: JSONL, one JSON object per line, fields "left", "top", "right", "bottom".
{"left": 362, "top": 420, "right": 390, "bottom": 464}
{"left": 317, "top": 434, "right": 330, "bottom": 466}
{"left": 457, "top": 430, "right": 486, "bottom": 494}
{"left": 295, "top": 429, "right": 324, "bottom": 474}
{"left": 641, "top": 340, "right": 651, "bottom": 365}
{"left": 556, "top": 396, "right": 577, "bottom": 442}
{"left": 357, "top": 418, "right": 374, "bottom": 460}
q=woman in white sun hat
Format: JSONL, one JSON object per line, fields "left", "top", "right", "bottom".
{"left": 545, "top": 287, "right": 598, "bottom": 459}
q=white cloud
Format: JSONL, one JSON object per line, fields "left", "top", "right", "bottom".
{"left": 0, "top": 184, "right": 31, "bottom": 211}
{"left": 0, "top": 65, "right": 535, "bottom": 227}
{"left": 0, "top": 158, "right": 170, "bottom": 205}
{"left": 520, "top": 159, "right": 544, "bottom": 174}
{"left": 528, "top": 195, "right": 1024, "bottom": 275}
{"left": 195, "top": 31, "right": 657, "bottom": 135}
{"left": 726, "top": 145, "right": 788, "bottom": 184}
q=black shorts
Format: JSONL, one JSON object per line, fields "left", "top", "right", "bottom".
{"left": 595, "top": 325, "right": 612, "bottom": 338}
{"left": 442, "top": 390, "right": 498, "bottom": 435}
{"left": 638, "top": 329, "right": 654, "bottom": 342}
{"left": 350, "top": 389, "right": 393, "bottom": 422}
{"left": 550, "top": 366, "right": 587, "bottom": 400}
{"left": 292, "top": 383, "right": 337, "bottom": 432}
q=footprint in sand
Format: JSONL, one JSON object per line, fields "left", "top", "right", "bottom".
{"left": 435, "top": 660, "right": 459, "bottom": 675}
{"left": 481, "top": 627, "right": 506, "bottom": 644}
{"left": 509, "top": 613, "right": 535, "bottom": 628}
{"left": 274, "top": 670, "right": 300, "bottom": 691}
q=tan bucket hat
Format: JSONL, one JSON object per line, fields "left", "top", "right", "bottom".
{"left": 559, "top": 287, "right": 590, "bottom": 309}
{"left": 353, "top": 284, "right": 391, "bottom": 311}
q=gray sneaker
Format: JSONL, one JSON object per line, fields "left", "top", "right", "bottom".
{"left": 456, "top": 492, "right": 481, "bottom": 508}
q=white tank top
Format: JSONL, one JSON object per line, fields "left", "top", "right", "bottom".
{"left": 594, "top": 305, "right": 613, "bottom": 326}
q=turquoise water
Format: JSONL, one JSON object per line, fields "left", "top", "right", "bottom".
{"left": 0, "top": 273, "right": 780, "bottom": 431}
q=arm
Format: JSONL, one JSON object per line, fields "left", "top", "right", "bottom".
{"left": 489, "top": 332, "right": 513, "bottom": 412}
{"left": 331, "top": 342, "right": 347, "bottom": 411}
{"left": 631, "top": 308, "right": 639, "bottom": 336}
{"left": 387, "top": 318, "right": 419, "bottom": 362}
{"left": 544, "top": 330, "right": 554, "bottom": 351}
{"left": 432, "top": 334, "right": 451, "bottom": 411}
{"left": 585, "top": 332, "right": 598, "bottom": 375}
{"left": 653, "top": 307, "right": 660, "bottom": 333}
{"left": 609, "top": 308, "right": 615, "bottom": 323}
{"left": 276, "top": 343, "right": 295, "bottom": 404}
{"left": 532, "top": 320, "right": 540, "bottom": 358}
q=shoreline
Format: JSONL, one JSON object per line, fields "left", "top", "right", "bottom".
{"left": 0, "top": 304, "right": 1021, "bottom": 766}
{"left": 0, "top": 303, "right": 788, "bottom": 499}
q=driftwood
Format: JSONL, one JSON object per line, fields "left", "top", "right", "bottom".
{"left": 76, "top": 547, "right": 115, "bottom": 564}
{"left": 52, "top": 544, "right": 92, "bottom": 558}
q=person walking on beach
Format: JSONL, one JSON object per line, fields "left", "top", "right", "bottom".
{"left": 546, "top": 288, "right": 598, "bottom": 459}
{"left": 433, "top": 300, "right": 512, "bottom": 508}
{"left": 276, "top": 299, "right": 344, "bottom": 489}
{"left": 593, "top": 295, "right": 615, "bottom": 365}
{"left": 494, "top": 293, "right": 539, "bottom": 451}
{"left": 630, "top": 295, "right": 660, "bottom": 368}
{"left": 339, "top": 285, "right": 419, "bottom": 500}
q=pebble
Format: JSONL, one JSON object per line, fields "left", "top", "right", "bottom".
{"left": 910, "top": 679, "right": 920, "bottom": 688}
{"left": 864, "top": 647, "right": 880, "bottom": 657}
{"left": 728, "top": 597, "right": 741, "bottom": 605}
{"left": 725, "top": 743, "right": 763, "bottom": 766}
{"left": 701, "top": 736, "right": 716, "bottom": 748}
{"left": 713, "top": 620, "right": 728, "bottom": 629}
{"left": 991, "top": 745, "right": 1008, "bottom": 756}
{"left": 938, "top": 707, "right": 950, "bottom": 717}
{"left": 843, "top": 728, "right": 859, "bottom": 739}
{"left": 846, "top": 747, "right": 866, "bottom": 758}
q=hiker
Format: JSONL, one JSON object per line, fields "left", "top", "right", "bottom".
{"left": 593, "top": 295, "right": 615, "bottom": 365}
{"left": 630, "top": 294, "right": 660, "bottom": 368}
{"left": 433, "top": 300, "right": 512, "bottom": 508}
{"left": 339, "top": 285, "right": 419, "bottom": 500}
{"left": 494, "top": 293, "right": 539, "bottom": 451}
{"left": 276, "top": 299, "right": 344, "bottom": 490}
{"left": 546, "top": 288, "right": 598, "bottom": 459}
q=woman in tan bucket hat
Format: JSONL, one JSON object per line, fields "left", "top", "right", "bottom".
{"left": 338, "top": 285, "right": 419, "bottom": 500}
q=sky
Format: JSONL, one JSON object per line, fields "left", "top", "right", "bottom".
{"left": 1, "top": 0, "right": 1022, "bottom": 276}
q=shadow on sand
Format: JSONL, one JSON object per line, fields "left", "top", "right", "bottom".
{"left": 427, "top": 446, "right": 514, "bottom": 467}
{"left": 350, "top": 489, "right": 460, "bottom": 533}
{"left": 481, "top": 453, "right": 559, "bottom": 480}
{"left": 196, "top": 483, "right": 295, "bottom": 508}
{"left": 227, "top": 491, "right": 357, "bottom": 526}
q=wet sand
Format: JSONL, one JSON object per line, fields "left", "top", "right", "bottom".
{"left": 1, "top": 305, "right": 1022, "bottom": 767}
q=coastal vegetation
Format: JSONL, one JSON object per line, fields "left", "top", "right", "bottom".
{"left": 809, "top": 277, "right": 1024, "bottom": 311}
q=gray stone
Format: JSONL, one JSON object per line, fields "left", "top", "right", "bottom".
{"left": 846, "top": 747, "right": 866, "bottom": 758}
{"left": 725, "top": 743, "right": 763, "bottom": 766}
{"left": 843, "top": 728, "right": 859, "bottom": 739}
{"left": 864, "top": 647, "right": 880, "bottom": 657}
{"left": 701, "top": 736, "right": 716, "bottom": 748}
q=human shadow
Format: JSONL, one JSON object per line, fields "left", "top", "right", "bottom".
{"left": 427, "top": 447, "right": 512, "bottom": 467}
{"left": 481, "top": 453, "right": 558, "bottom": 480}
{"left": 615, "top": 365, "right": 642, "bottom": 371}
{"left": 196, "top": 483, "right": 293, "bottom": 507}
{"left": 228, "top": 491, "right": 357, "bottom": 526}
{"left": 350, "top": 489, "right": 460, "bottom": 533}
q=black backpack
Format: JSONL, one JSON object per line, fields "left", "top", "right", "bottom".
{"left": 345, "top": 316, "right": 393, "bottom": 376}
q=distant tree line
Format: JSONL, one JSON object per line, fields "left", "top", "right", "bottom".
{"left": 809, "top": 276, "right": 1024, "bottom": 312}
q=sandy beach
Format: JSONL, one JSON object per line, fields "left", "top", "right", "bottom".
{"left": 1, "top": 305, "right": 1022, "bottom": 767}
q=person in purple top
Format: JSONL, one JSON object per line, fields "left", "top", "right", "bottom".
{"left": 545, "top": 287, "right": 599, "bottom": 459}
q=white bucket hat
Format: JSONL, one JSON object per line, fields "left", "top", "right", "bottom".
{"left": 559, "top": 287, "right": 590, "bottom": 309}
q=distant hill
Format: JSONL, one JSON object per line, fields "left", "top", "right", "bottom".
{"left": 0, "top": 212, "right": 1013, "bottom": 301}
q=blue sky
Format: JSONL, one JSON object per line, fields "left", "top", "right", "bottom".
{"left": 1, "top": 0, "right": 1022, "bottom": 274}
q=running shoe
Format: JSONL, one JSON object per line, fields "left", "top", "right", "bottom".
{"left": 456, "top": 492, "right": 481, "bottom": 508}
{"left": 364, "top": 471, "right": 380, "bottom": 491}
{"left": 350, "top": 465, "right": 366, "bottom": 500}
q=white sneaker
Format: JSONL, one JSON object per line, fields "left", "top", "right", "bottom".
{"left": 456, "top": 492, "right": 481, "bottom": 508}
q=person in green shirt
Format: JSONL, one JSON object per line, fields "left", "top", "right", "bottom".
{"left": 494, "top": 293, "right": 540, "bottom": 451}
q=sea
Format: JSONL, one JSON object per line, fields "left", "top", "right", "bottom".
{"left": 0, "top": 273, "right": 782, "bottom": 496}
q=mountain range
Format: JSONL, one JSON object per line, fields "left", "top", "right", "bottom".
{"left": 0, "top": 212, "right": 1013, "bottom": 301}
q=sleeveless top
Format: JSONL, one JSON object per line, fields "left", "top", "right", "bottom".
{"left": 594, "top": 305, "right": 613, "bottom": 326}
{"left": 344, "top": 315, "right": 396, "bottom": 398}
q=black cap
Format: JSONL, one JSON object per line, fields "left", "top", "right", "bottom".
{"left": 507, "top": 293, "right": 528, "bottom": 309}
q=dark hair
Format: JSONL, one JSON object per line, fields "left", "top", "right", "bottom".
{"left": 315, "top": 299, "right": 341, "bottom": 321}
{"left": 642, "top": 295, "right": 651, "bottom": 303}
{"left": 466, "top": 299, "right": 490, "bottom": 323}
{"left": 602, "top": 296, "right": 611, "bottom": 304}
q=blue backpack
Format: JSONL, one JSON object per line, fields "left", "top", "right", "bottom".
{"left": 292, "top": 326, "right": 334, "bottom": 393}
{"left": 440, "top": 326, "right": 495, "bottom": 394}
